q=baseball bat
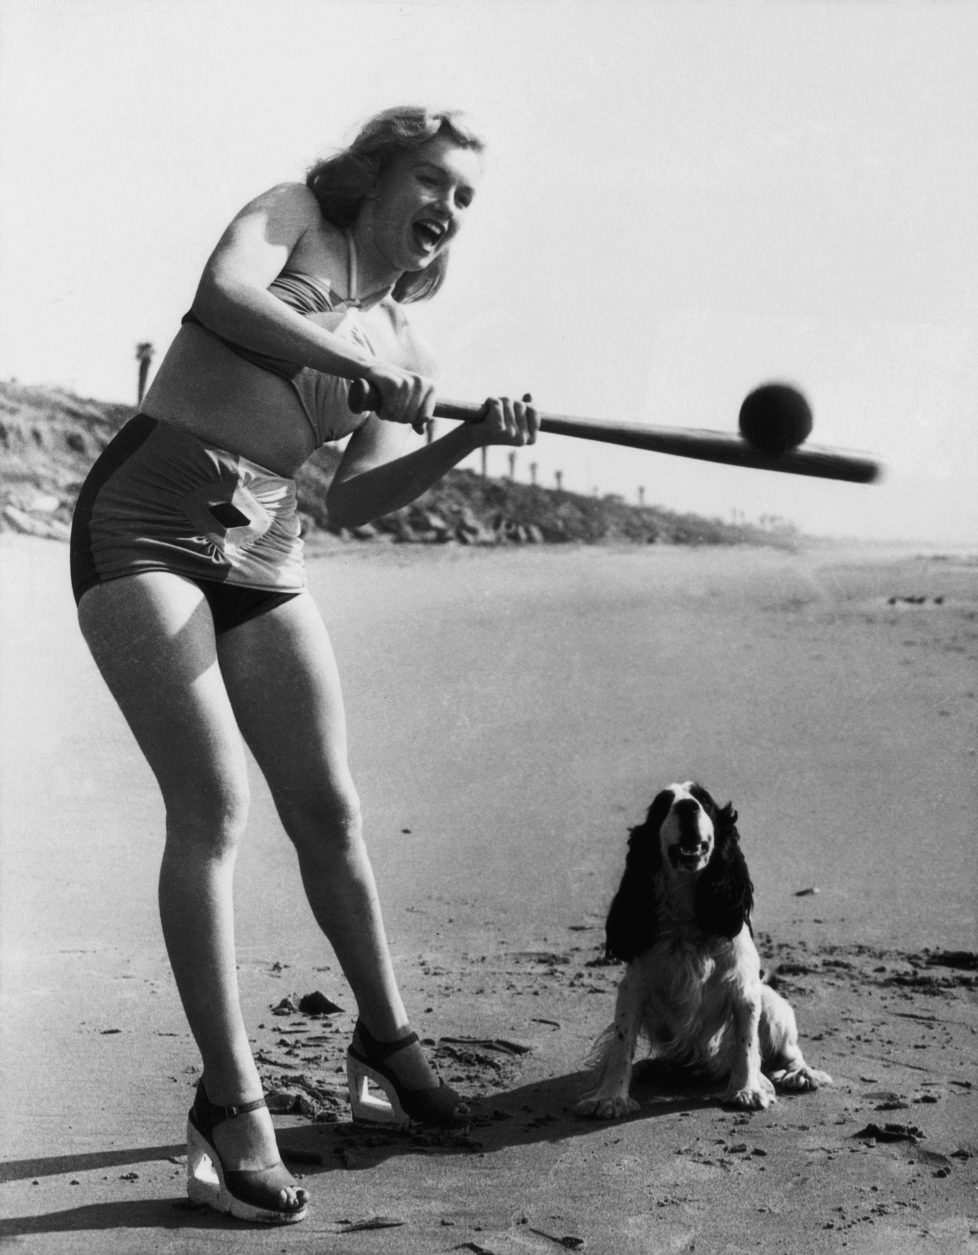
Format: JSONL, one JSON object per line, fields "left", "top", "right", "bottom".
{"left": 348, "top": 381, "right": 881, "bottom": 484}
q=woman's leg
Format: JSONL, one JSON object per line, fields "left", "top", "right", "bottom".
{"left": 77, "top": 574, "right": 304, "bottom": 1206}
{"left": 217, "top": 591, "right": 442, "bottom": 1093}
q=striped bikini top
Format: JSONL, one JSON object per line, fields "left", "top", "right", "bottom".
{"left": 181, "top": 232, "right": 390, "bottom": 447}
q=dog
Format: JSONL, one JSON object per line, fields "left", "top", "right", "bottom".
{"left": 575, "top": 782, "right": 830, "bottom": 1116}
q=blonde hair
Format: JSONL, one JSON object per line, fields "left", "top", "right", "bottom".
{"left": 306, "top": 106, "right": 485, "bottom": 303}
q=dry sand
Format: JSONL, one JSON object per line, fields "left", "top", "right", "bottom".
{"left": 1, "top": 534, "right": 975, "bottom": 1254}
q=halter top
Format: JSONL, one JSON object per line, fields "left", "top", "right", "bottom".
{"left": 181, "top": 232, "right": 394, "bottom": 447}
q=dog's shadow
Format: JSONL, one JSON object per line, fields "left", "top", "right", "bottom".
{"left": 278, "top": 1060, "right": 724, "bottom": 1175}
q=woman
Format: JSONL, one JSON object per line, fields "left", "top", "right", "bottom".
{"left": 70, "top": 106, "right": 538, "bottom": 1225}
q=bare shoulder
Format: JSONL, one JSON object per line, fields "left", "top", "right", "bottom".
{"left": 232, "top": 182, "right": 322, "bottom": 231}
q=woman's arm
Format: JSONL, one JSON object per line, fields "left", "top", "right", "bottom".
{"left": 191, "top": 184, "right": 377, "bottom": 380}
{"left": 326, "top": 398, "right": 538, "bottom": 529}
{"left": 191, "top": 184, "right": 433, "bottom": 423}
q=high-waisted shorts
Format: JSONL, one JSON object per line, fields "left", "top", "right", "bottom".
{"left": 70, "top": 415, "right": 306, "bottom": 633}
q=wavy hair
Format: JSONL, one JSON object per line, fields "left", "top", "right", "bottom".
{"left": 306, "top": 106, "right": 485, "bottom": 304}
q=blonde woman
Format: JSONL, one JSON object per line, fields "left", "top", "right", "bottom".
{"left": 71, "top": 106, "right": 537, "bottom": 1224}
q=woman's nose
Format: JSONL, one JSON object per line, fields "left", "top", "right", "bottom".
{"left": 434, "top": 198, "right": 457, "bottom": 233}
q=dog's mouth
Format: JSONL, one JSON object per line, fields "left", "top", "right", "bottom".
{"left": 668, "top": 845, "right": 708, "bottom": 871}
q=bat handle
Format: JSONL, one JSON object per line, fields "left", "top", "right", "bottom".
{"left": 348, "top": 377, "right": 381, "bottom": 414}
{"left": 348, "top": 377, "right": 487, "bottom": 426}
{"left": 348, "top": 377, "right": 427, "bottom": 433}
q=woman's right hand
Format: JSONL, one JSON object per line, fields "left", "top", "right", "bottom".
{"left": 361, "top": 363, "right": 437, "bottom": 430}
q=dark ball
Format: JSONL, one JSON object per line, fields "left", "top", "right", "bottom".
{"left": 738, "top": 383, "right": 813, "bottom": 454}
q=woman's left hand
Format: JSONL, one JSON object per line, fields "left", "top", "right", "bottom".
{"left": 474, "top": 393, "right": 539, "bottom": 446}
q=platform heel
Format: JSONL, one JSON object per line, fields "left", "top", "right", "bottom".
{"left": 186, "top": 1082, "right": 308, "bottom": 1224}
{"left": 346, "top": 1020, "right": 470, "bottom": 1129}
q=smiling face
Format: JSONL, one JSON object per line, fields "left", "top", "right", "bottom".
{"left": 658, "top": 782, "right": 717, "bottom": 876}
{"left": 359, "top": 134, "right": 483, "bottom": 276}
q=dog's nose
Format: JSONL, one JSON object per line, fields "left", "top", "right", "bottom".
{"left": 673, "top": 798, "right": 708, "bottom": 847}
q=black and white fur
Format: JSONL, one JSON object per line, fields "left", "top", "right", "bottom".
{"left": 576, "top": 782, "right": 830, "bottom": 1117}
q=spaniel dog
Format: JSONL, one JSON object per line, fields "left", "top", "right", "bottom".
{"left": 575, "top": 782, "right": 830, "bottom": 1116}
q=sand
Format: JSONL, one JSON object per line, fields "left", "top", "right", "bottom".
{"left": 1, "top": 535, "right": 975, "bottom": 1254}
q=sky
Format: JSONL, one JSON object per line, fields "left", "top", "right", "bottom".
{"left": 1, "top": 0, "right": 975, "bottom": 543}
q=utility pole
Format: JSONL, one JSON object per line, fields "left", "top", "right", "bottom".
{"left": 136, "top": 341, "right": 155, "bottom": 404}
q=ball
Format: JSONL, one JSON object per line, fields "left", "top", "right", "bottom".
{"left": 738, "top": 383, "right": 813, "bottom": 454}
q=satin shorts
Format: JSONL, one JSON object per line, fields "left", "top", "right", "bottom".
{"left": 70, "top": 415, "right": 306, "bottom": 631}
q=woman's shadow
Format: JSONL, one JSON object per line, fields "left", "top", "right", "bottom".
{"left": 0, "top": 1063, "right": 720, "bottom": 1236}
{"left": 0, "top": 1143, "right": 220, "bottom": 1235}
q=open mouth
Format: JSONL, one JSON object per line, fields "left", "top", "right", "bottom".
{"left": 412, "top": 216, "right": 448, "bottom": 252}
{"left": 669, "top": 846, "right": 707, "bottom": 871}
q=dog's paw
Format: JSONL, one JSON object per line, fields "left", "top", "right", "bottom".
{"left": 726, "top": 1074, "right": 777, "bottom": 1110}
{"left": 770, "top": 1065, "right": 832, "bottom": 1091}
{"left": 728, "top": 1086, "right": 778, "bottom": 1111}
{"left": 573, "top": 1093, "right": 639, "bottom": 1120}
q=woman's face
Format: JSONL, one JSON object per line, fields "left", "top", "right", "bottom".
{"left": 364, "top": 134, "right": 483, "bottom": 273}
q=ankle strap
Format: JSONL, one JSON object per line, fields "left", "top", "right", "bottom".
{"left": 214, "top": 1097, "right": 267, "bottom": 1120}
{"left": 195, "top": 1081, "right": 267, "bottom": 1123}
{"left": 355, "top": 1020, "right": 419, "bottom": 1060}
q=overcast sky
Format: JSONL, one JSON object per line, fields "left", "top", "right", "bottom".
{"left": 1, "top": 0, "right": 975, "bottom": 542}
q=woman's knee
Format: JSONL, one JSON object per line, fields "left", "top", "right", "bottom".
{"left": 162, "top": 774, "right": 252, "bottom": 857}
{"left": 277, "top": 777, "right": 363, "bottom": 854}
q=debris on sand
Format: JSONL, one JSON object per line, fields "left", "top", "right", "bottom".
{"left": 270, "top": 990, "right": 343, "bottom": 1016}
{"left": 298, "top": 990, "right": 343, "bottom": 1015}
{"left": 338, "top": 1216, "right": 405, "bottom": 1232}
{"left": 923, "top": 950, "right": 977, "bottom": 971}
{"left": 853, "top": 1122, "right": 925, "bottom": 1144}
{"left": 439, "top": 1036, "right": 534, "bottom": 1056}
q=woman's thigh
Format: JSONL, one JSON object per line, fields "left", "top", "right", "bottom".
{"left": 78, "top": 573, "right": 250, "bottom": 828}
{"left": 215, "top": 592, "right": 357, "bottom": 824}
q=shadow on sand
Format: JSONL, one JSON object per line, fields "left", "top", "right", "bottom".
{"left": 271, "top": 1062, "right": 722, "bottom": 1175}
{"left": 0, "top": 1063, "right": 723, "bottom": 1237}
{"left": 0, "top": 1197, "right": 269, "bottom": 1237}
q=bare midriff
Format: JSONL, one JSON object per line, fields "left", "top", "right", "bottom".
{"left": 141, "top": 324, "right": 322, "bottom": 477}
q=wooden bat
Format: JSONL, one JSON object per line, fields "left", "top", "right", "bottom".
{"left": 348, "top": 381, "right": 882, "bottom": 484}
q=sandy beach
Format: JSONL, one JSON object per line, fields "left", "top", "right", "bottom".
{"left": 1, "top": 535, "right": 975, "bottom": 1254}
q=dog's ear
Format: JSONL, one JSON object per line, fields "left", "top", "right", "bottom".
{"left": 604, "top": 794, "right": 667, "bottom": 961}
{"left": 693, "top": 801, "right": 753, "bottom": 938}
{"left": 644, "top": 787, "right": 678, "bottom": 834}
